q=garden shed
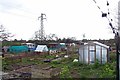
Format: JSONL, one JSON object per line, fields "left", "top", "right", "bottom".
{"left": 9, "top": 46, "right": 28, "bottom": 53}
{"left": 35, "top": 45, "right": 48, "bottom": 52}
{"left": 48, "top": 43, "right": 60, "bottom": 51}
{"left": 21, "top": 43, "right": 36, "bottom": 51}
{"left": 79, "top": 41, "right": 109, "bottom": 64}
{"left": 60, "top": 43, "right": 67, "bottom": 51}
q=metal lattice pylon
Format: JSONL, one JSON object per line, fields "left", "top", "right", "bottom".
{"left": 38, "top": 13, "right": 46, "bottom": 40}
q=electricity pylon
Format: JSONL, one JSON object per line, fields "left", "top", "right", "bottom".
{"left": 38, "top": 13, "right": 46, "bottom": 41}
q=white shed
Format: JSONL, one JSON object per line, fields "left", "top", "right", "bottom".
{"left": 26, "top": 43, "right": 36, "bottom": 49}
{"left": 35, "top": 45, "right": 48, "bottom": 52}
{"left": 79, "top": 41, "right": 109, "bottom": 64}
{"left": 21, "top": 43, "right": 36, "bottom": 51}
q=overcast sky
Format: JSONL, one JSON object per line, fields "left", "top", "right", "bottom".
{"left": 0, "top": 0, "right": 119, "bottom": 40}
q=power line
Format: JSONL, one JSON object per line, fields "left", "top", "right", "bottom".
{"left": 0, "top": 3, "right": 40, "bottom": 20}
{"left": 92, "top": 0, "right": 117, "bottom": 34}
{"left": 0, "top": 9, "right": 36, "bottom": 20}
{"left": 92, "top": 0, "right": 119, "bottom": 80}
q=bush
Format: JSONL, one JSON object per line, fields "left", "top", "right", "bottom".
{"left": 51, "top": 61, "right": 61, "bottom": 64}
{"left": 93, "top": 59, "right": 101, "bottom": 68}
{"left": 109, "top": 52, "right": 116, "bottom": 62}
{"left": 100, "top": 63, "right": 116, "bottom": 78}
{"left": 69, "top": 62, "right": 83, "bottom": 68}
{"left": 60, "top": 66, "right": 72, "bottom": 78}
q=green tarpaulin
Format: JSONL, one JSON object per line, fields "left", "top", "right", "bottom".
{"left": 9, "top": 46, "right": 28, "bottom": 53}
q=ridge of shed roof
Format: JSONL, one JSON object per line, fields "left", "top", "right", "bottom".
{"left": 93, "top": 41, "right": 109, "bottom": 48}
{"left": 83, "top": 41, "right": 109, "bottom": 48}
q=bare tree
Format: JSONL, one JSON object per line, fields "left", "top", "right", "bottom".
{"left": 32, "top": 31, "right": 59, "bottom": 41}
{"left": 0, "top": 25, "right": 13, "bottom": 41}
{"left": 32, "top": 30, "right": 46, "bottom": 40}
{"left": 45, "top": 33, "right": 58, "bottom": 41}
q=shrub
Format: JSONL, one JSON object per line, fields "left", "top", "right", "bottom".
{"left": 60, "top": 66, "right": 72, "bottom": 78}
{"left": 69, "top": 62, "right": 83, "bottom": 68}
{"left": 93, "top": 59, "right": 101, "bottom": 68}
{"left": 51, "top": 61, "right": 61, "bottom": 64}
{"left": 100, "top": 63, "right": 116, "bottom": 78}
{"left": 109, "top": 52, "right": 116, "bottom": 62}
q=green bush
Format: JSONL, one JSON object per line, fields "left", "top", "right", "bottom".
{"left": 51, "top": 61, "right": 61, "bottom": 64}
{"left": 60, "top": 66, "right": 72, "bottom": 78}
{"left": 100, "top": 63, "right": 116, "bottom": 78}
{"left": 69, "top": 62, "right": 83, "bottom": 68}
{"left": 93, "top": 59, "right": 101, "bottom": 68}
{"left": 109, "top": 53, "right": 116, "bottom": 62}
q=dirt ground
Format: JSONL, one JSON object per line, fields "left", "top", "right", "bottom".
{"left": 2, "top": 48, "right": 79, "bottom": 79}
{"left": 2, "top": 52, "right": 65, "bottom": 79}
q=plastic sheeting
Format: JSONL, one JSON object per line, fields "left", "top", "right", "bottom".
{"left": 79, "top": 44, "right": 108, "bottom": 64}
{"left": 9, "top": 46, "right": 28, "bottom": 53}
{"left": 35, "top": 45, "right": 48, "bottom": 52}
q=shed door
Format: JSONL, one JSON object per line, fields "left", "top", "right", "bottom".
{"left": 89, "top": 45, "right": 95, "bottom": 63}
